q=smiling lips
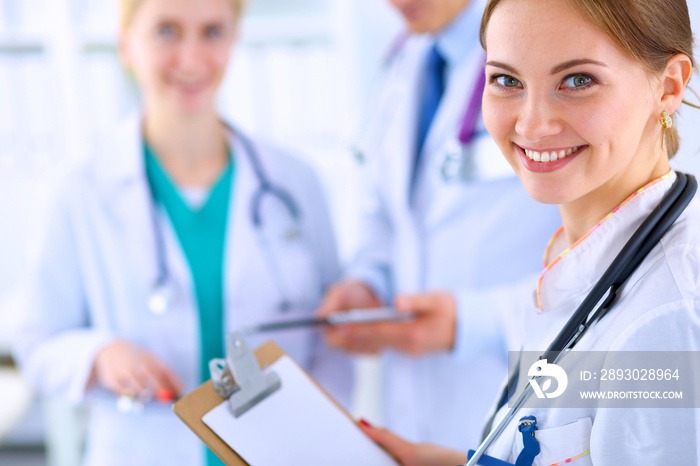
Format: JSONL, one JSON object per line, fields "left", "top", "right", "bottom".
{"left": 518, "top": 144, "right": 586, "bottom": 173}
{"left": 173, "top": 81, "right": 206, "bottom": 93}
{"left": 524, "top": 145, "right": 585, "bottom": 162}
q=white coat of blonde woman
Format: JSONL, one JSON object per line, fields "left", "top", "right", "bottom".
{"left": 14, "top": 0, "right": 350, "bottom": 464}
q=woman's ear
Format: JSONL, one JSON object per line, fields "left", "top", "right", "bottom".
{"left": 659, "top": 54, "right": 693, "bottom": 114}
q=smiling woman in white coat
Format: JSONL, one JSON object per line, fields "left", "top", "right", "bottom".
{"left": 357, "top": 0, "right": 700, "bottom": 464}
{"left": 13, "top": 0, "right": 350, "bottom": 465}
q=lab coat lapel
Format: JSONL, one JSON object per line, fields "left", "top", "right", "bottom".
{"left": 222, "top": 133, "right": 257, "bottom": 330}
{"left": 380, "top": 38, "right": 428, "bottom": 292}
{"left": 419, "top": 52, "right": 484, "bottom": 229}
{"left": 96, "top": 115, "right": 159, "bottom": 314}
{"left": 96, "top": 114, "right": 194, "bottom": 319}
{"left": 380, "top": 38, "right": 427, "bottom": 216}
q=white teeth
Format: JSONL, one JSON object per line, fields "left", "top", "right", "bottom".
{"left": 524, "top": 146, "right": 582, "bottom": 162}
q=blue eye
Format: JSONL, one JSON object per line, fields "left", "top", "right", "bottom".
{"left": 157, "top": 23, "right": 178, "bottom": 40}
{"left": 204, "top": 25, "right": 225, "bottom": 39}
{"left": 562, "top": 74, "right": 593, "bottom": 89}
{"left": 494, "top": 75, "right": 522, "bottom": 88}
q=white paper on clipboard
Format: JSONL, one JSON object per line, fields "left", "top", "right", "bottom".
{"left": 202, "top": 355, "right": 399, "bottom": 466}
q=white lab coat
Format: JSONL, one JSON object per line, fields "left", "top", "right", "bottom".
{"left": 486, "top": 173, "right": 700, "bottom": 464}
{"left": 347, "top": 1, "right": 562, "bottom": 449}
{"left": 14, "top": 115, "right": 351, "bottom": 466}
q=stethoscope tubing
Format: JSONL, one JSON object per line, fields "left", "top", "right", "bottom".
{"left": 466, "top": 172, "right": 697, "bottom": 466}
{"left": 457, "top": 59, "right": 486, "bottom": 146}
{"left": 230, "top": 123, "right": 301, "bottom": 228}
{"left": 148, "top": 122, "right": 301, "bottom": 313}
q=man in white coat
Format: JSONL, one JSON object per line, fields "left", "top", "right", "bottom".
{"left": 317, "top": 0, "right": 561, "bottom": 450}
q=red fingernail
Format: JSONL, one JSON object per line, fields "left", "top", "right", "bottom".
{"left": 358, "top": 418, "right": 372, "bottom": 428}
{"left": 157, "top": 389, "right": 175, "bottom": 402}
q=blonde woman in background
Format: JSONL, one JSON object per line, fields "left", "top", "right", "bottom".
{"left": 14, "top": 0, "right": 350, "bottom": 464}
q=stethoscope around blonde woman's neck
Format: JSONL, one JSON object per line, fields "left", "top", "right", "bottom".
{"left": 146, "top": 122, "right": 305, "bottom": 316}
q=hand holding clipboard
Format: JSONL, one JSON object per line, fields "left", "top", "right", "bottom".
{"left": 173, "top": 333, "right": 400, "bottom": 466}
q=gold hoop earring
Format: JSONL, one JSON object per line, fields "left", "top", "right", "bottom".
{"left": 660, "top": 111, "right": 673, "bottom": 130}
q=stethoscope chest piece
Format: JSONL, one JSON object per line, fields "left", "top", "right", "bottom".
{"left": 284, "top": 226, "right": 302, "bottom": 242}
{"left": 148, "top": 281, "right": 172, "bottom": 315}
{"left": 440, "top": 138, "right": 474, "bottom": 182}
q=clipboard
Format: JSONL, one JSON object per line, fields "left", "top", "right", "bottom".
{"left": 174, "top": 333, "right": 390, "bottom": 466}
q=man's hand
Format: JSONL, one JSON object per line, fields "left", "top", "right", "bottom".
{"left": 318, "top": 287, "right": 457, "bottom": 355}
{"left": 316, "top": 280, "right": 383, "bottom": 350}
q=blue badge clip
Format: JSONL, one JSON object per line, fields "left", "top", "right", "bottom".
{"left": 515, "top": 415, "right": 540, "bottom": 466}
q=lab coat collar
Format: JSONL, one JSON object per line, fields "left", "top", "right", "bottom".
{"left": 375, "top": 40, "right": 427, "bottom": 214}
{"left": 93, "top": 113, "right": 242, "bottom": 191}
{"left": 222, "top": 132, "right": 258, "bottom": 306}
{"left": 91, "top": 113, "right": 145, "bottom": 191}
{"left": 537, "top": 171, "right": 676, "bottom": 313}
{"left": 433, "top": 0, "right": 486, "bottom": 66}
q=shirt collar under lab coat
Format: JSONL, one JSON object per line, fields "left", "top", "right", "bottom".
{"left": 537, "top": 171, "right": 677, "bottom": 313}
{"left": 433, "top": 0, "right": 486, "bottom": 67}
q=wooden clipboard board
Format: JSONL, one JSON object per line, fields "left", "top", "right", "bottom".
{"left": 173, "top": 340, "right": 355, "bottom": 465}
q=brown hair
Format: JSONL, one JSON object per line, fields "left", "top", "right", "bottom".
{"left": 479, "top": 0, "right": 696, "bottom": 157}
{"left": 120, "top": 0, "right": 247, "bottom": 30}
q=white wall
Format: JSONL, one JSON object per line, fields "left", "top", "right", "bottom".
{"left": 672, "top": 0, "right": 700, "bottom": 176}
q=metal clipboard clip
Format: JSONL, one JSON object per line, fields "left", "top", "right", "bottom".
{"left": 209, "top": 332, "right": 282, "bottom": 418}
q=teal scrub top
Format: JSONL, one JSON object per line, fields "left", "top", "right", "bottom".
{"left": 144, "top": 143, "right": 233, "bottom": 466}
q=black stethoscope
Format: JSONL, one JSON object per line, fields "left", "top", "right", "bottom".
{"left": 466, "top": 172, "right": 697, "bottom": 466}
{"left": 147, "top": 124, "right": 303, "bottom": 316}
